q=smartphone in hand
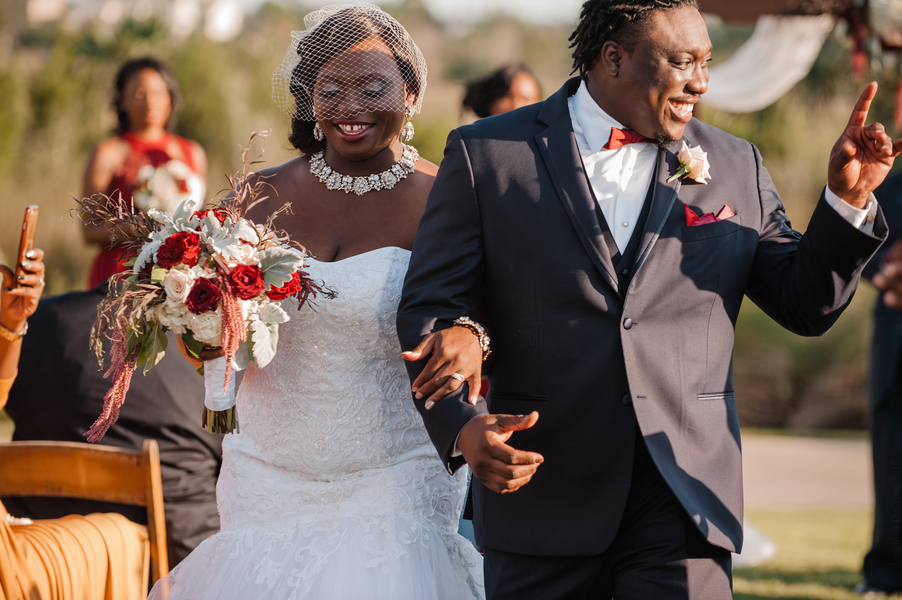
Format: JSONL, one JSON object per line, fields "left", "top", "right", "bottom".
{"left": 14, "top": 205, "right": 39, "bottom": 287}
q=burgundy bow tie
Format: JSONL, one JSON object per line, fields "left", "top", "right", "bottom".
{"left": 604, "top": 127, "right": 653, "bottom": 150}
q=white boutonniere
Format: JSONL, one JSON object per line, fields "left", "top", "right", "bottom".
{"left": 667, "top": 141, "right": 711, "bottom": 184}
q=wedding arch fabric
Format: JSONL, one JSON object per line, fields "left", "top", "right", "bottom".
{"left": 702, "top": 15, "right": 836, "bottom": 114}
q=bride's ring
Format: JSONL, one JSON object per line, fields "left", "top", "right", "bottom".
{"left": 450, "top": 373, "right": 464, "bottom": 383}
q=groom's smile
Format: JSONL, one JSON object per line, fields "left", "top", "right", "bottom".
{"left": 588, "top": 5, "right": 711, "bottom": 145}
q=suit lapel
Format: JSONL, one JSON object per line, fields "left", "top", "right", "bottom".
{"left": 633, "top": 142, "right": 682, "bottom": 274}
{"left": 535, "top": 80, "right": 620, "bottom": 296}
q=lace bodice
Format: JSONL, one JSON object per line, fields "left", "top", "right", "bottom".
{"left": 231, "top": 246, "right": 431, "bottom": 478}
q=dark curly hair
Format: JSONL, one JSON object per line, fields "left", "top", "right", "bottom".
{"left": 288, "top": 7, "right": 424, "bottom": 155}
{"left": 569, "top": 0, "right": 699, "bottom": 78}
{"left": 113, "top": 57, "right": 182, "bottom": 134}
{"left": 461, "top": 64, "right": 538, "bottom": 119}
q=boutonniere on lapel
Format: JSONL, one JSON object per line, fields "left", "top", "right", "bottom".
{"left": 667, "top": 141, "right": 711, "bottom": 184}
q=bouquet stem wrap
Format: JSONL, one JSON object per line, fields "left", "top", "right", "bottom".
{"left": 202, "top": 356, "right": 238, "bottom": 434}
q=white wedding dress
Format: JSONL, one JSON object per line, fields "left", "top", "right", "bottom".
{"left": 149, "top": 246, "right": 484, "bottom": 599}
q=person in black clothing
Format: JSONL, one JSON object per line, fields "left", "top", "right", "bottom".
{"left": 857, "top": 171, "right": 902, "bottom": 597}
{"left": 3, "top": 282, "right": 222, "bottom": 567}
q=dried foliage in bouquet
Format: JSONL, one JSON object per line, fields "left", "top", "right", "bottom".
{"left": 77, "top": 131, "right": 330, "bottom": 440}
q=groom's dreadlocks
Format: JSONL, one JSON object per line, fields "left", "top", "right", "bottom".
{"left": 569, "top": 0, "right": 699, "bottom": 77}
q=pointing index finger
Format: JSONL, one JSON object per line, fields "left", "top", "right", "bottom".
{"left": 848, "top": 82, "right": 878, "bottom": 128}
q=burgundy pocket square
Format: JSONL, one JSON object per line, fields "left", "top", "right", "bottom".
{"left": 686, "top": 204, "right": 735, "bottom": 227}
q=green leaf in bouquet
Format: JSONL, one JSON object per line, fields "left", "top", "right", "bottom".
{"left": 249, "top": 320, "right": 278, "bottom": 368}
{"left": 181, "top": 332, "right": 204, "bottom": 359}
{"left": 134, "top": 323, "right": 167, "bottom": 373}
{"left": 258, "top": 302, "right": 289, "bottom": 325}
{"left": 233, "top": 339, "right": 252, "bottom": 372}
{"left": 151, "top": 266, "right": 168, "bottom": 283}
{"left": 258, "top": 247, "right": 305, "bottom": 287}
{"left": 127, "top": 327, "right": 143, "bottom": 357}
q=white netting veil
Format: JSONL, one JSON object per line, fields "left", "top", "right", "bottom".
{"left": 272, "top": 3, "right": 427, "bottom": 122}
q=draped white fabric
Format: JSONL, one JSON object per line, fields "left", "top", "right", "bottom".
{"left": 702, "top": 15, "right": 836, "bottom": 114}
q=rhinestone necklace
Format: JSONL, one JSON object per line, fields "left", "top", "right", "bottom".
{"left": 309, "top": 145, "right": 419, "bottom": 196}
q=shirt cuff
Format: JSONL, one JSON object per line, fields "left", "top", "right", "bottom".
{"left": 824, "top": 185, "right": 878, "bottom": 235}
{"left": 451, "top": 431, "right": 462, "bottom": 458}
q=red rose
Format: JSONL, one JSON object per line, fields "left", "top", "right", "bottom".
{"left": 265, "top": 271, "right": 302, "bottom": 301}
{"left": 185, "top": 277, "right": 221, "bottom": 314}
{"left": 229, "top": 264, "right": 265, "bottom": 300}
{"left": 157, "top": 231, "right": 202, "bottom": 268}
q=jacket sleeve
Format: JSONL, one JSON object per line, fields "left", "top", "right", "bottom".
{"left": 745, "top": 144, "right": 888, "bottom": 335}
{"left": 397, "top": 129, "right": 489, "bottom": 473}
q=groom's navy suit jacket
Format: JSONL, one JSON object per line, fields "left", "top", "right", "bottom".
{"left": 397, "top": 78, "right": 886, "bottom": 556}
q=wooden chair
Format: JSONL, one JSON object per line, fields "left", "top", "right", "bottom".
{"left": 0, "top": 439, "right": 169, "bottom": 584}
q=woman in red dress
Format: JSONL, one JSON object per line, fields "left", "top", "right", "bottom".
{"left": 82, "top": 57, "right": 207, "bottom": 288}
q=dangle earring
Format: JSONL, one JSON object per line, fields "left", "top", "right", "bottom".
{"left": 313, "top": 122, "right": 324, "bottom": 142}
{"left": 400, "top": 108, "right": 415, "bottom": 142}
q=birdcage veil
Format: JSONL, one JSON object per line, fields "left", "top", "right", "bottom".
{"left": 272, "top": 3, "right": 427, "bottom": 122}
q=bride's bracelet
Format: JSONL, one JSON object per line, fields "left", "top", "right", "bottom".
{"left": 452, "top": 316, "right": 492, "bottom": 362}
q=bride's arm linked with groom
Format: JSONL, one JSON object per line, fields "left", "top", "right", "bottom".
{"left": 398, "top": 1, "right": 895, "bottom": 598}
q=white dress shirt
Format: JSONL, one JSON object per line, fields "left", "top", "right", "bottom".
{"left": 566, "top": 79, "right": 877, "bottom": 244}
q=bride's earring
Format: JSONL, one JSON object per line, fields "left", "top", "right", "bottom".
{"left": 313, "top": 122, "right": 324, "bottom": 142}
{"left": 400, "top": 109, "right": 415, "bottom": 142}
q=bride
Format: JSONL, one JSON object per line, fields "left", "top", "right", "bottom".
{"left": 149, "top": 4, "right": 484, "bottom": 599}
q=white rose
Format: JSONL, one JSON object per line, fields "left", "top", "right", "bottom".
{"left": 163, "top": 268, "right": 196, "bottom": 303}
{"left": 188, "top": 309, "right": 222, "bottom": 346}
{"left": 677, "top": 141, "right": 711, "bottom": 184}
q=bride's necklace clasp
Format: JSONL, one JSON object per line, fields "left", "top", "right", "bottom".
{"left": 310, "top": 145, "right": 419, "bottom": 196}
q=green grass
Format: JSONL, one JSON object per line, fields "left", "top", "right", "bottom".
{"left": 742, "top": 429, "right": 870, "bottom": 441}
{"left": 734, "top": 509, "right": 902, "bottom": 600}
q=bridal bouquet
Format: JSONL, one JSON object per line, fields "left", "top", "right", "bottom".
{"left": 79, "top": 132, "right": 326, "bottom": 441}
{"left": 133, "top": 159, "right": 206, "bottom": 214}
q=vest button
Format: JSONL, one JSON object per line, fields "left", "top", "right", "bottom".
{"left": 623, "top": 317, "right": 633, "bottom": 330}
{"left": 621, "top": 268, "right": 630, "bottom": 276}
{"left": 622, "top": 394, "right": 632, "bottom": 406}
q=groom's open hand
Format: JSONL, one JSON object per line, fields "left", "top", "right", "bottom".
{"left": 829, "top": 82, "right": 902, "bottom": 208}
{"left": 458, "top": 412, "right": 543, "bottom": 494}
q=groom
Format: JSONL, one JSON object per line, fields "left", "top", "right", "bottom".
{"left": 398, "top": 0, "right": 893, "bottom": 597}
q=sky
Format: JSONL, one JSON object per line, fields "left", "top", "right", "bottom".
{"left": 277, "top": 0, "right": 586, "bottom": 25}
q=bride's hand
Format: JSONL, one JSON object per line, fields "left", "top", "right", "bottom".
{"left": 402, "top": 327, "right": 483, "bottom": 410}
{"left": 175, "top": 335, "right": 225, "bottom": 369}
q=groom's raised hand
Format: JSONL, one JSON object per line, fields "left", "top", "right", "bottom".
{"left": 457, "top": 412, "right": 543, "bottom": 494}
{"left": 829, "top": 82, "right": 902, "bottom": 208}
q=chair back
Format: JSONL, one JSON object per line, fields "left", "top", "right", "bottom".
{"left": 0, "top": 439, "right": 169, "bottom": 583}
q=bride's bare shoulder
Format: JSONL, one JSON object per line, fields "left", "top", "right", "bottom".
{"left": 243, "top": 156, "right": 309, "bottom": 221}
{"left": 249, "top": 156, "right": 308, "bottom": 190}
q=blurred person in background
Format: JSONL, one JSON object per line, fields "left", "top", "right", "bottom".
{"left": 856, "top": 171, "right": 902, "bottom": 598}
{"left": 462, "top": 63, "right": 542, "bottom": 119}
{"left": 3, "top": 280, "right": 223, "bottom": 568}
{"left": 0, "top": 250, "right": 148, "bottom": 600}
{"left": 82, "top": 57, "right": 207, "bottom": 288}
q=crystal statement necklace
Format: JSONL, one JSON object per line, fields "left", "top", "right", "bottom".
{"left": 309, "top": 144, "right": 419, "bottom": 196}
